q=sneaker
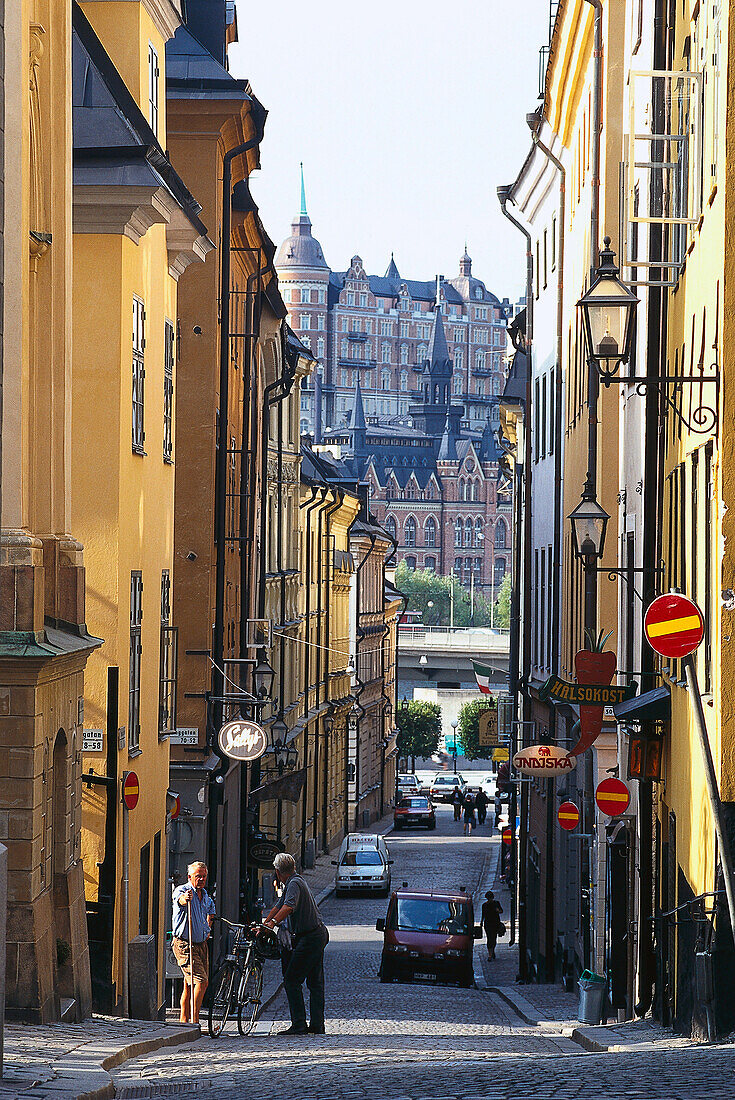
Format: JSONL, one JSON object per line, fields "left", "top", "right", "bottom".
{"left": 277, "top": 1024, "right": 309, "bottom": 1035}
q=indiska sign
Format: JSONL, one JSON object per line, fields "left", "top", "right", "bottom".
{"left": 218, "top": 719, "right": 268, "bottom": 762}
{"left": 541, "top": 676, "right": 635, "bottom": 707}
{"left": 512, "top": 744, "right": 577, "bottom": 776}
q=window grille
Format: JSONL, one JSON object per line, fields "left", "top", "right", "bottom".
{"left": 132, "top": 297, "right": 146, "bottom": 453}
{"left": 129, "top": 572, "right": 143, "bottom": 751}
{"left": 163, "top": 319, "right": 174, "bottom": 462}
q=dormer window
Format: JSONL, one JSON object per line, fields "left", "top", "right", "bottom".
{"left": 475, "top": 287, "right": 482, "bottom": 299}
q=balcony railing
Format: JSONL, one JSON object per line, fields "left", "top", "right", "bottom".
{"left": 338, "top": 357, "right": 377, "bottom": 368}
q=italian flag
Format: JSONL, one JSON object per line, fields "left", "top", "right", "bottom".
{"left": 472, "top": 660, "right": 493, "bottom": 695}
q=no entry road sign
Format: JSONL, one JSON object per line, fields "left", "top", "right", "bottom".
{"left": 595, "top": 777, "right": 630, "bottom": 817}
{"left": 501, "top": 826, "right": 512, "bottom": 846}
{"left": 644, "top": 593, "right": 704, "bottom": 659}
{"left": 558, "top": 801, "right": 580, "bottom": 831}
{"left": 123, "top": 771, "right": 139, "bottom": 811}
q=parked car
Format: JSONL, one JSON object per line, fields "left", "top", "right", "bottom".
{"left": 396, "top": 773, "right": 420, "bottom": 795}
{"left": 429, "top": 774, "right": 468, "bottom": 803}
{"left": 393, "top": 795, "right": 436, "bottom": 830}
{"left": 480, "top": 776, "right": 496, "bottom": 799}
{"left": 376, "top": 887, "right": 481, "bottom": 986}
{"left": 333, "top": 834, "right": 393, "bottom": 896}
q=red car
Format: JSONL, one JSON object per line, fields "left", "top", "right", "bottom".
{"left": 393, "top": 795, "right": 436, "bottom": 830}
{"left": 376, "top": 887, "right": 481, "bottom": 986}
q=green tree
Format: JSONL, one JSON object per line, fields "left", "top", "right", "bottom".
{"left": 494, "top": 572, "right": 512, "bottom": 629}
{"left": 396, "top": 700, "right": 442, "bottom": 761}
{"left": 457, "top": 697, "right": 497, "bottom": 760}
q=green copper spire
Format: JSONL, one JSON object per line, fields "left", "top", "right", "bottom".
{"left": 300, "top": 162, "right": 307, "bottom": 217}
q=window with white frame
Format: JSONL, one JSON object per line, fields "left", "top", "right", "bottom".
{"left": 381, "top": 369, "right": 391, "bottom": 391}
{"left": 318, "top": 287, "right": 326, "bottom": 303}
{"left": 148, "top": 44, "right": 159, "bottom": 136}
{"left": 424, "top": 517, "right": 437, "bottom": 547}
{"left": 158, "top": 570, "right": 177, "bottom": 739}
{"left": 132, "top": 297, "right": 146, "bottom": 453}
{"left": 400, "top": 344, "right": 408, "bottom": 365}
{"left": 301, "top": 287, "right": 311, "bottom": 303}
{"left": 129, "top": 572, "right": 143, "bottom": 752}
{"left": 399, "top": 322, "right": 409, "bottom": 338}
{"left": 404, "top": 516, "right": 417, "bottom": 547}
{"left": 317, "top": 336, "right": 325, "bottom": 358}
{"left": 400, "top": 370, "right": 408, "bottom": 392}
{"left": 381, "top": 342, "right": 391, "bottom": 363}
{"left": 300, "top": 313, "right": 310, "bottom": 330}
{"left": 317, "top": 314, "right": 325, "bottom": 330}
{"left": 163, "top": 319, "right": 174, "bottom": 462}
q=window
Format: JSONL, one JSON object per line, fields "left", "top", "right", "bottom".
{"left": 129, "top": 572, "right": 143, "bottom": 752}
{"left": 382, "top": 342, "right": 391, "bottom": 363}
{"left": 318, "top": 287, "right": 326, "bottom": 304}
{"left": 400, "top": 344, "right": 409, "bottom": 365}
{"left": 380, "top": 320, "right": 392, "bottom": 336}
{"left": 132, "top": 297, "right": 146, "bottom": 453}
{"left": 455, "top": 348, "right": 463, "bottom": 371}
{"left": 148, "top": 44, "right": 159, "bottom": 136}
{"left": 347, "top": 291, "right": 354, "bottom": 306}
{"left": 543, "top": 229, "right": 548, "bottom": 289}
{"left": 417, "top": 344, "right": 427, "bottom": 361}
{"left": 398, "top": 370, "right": 407, "bottom": 392}
{"left": 464, "top": 518, "right": 473, "bottom": 546}
{"left": 495, "top": 520, "right": 507, "bottom": 548}
{"left": 317, "top": 314, "right": 325, "bottom": 330}
{"left": 301, "top": 287, "right": 311, "bottom": 303}
{"left": 425, "top": 556, "right": 436, "bottom": 572}
{"left": 405, "top": 555, "right": 417, "bottom": 570}
{"left": 158, "top": 571, "right": 177, "bottom": 739}
{"left": 300, "top": 314, "right": 310, "bottom": 330}
{"left": 453, "top": 375, "right": 462, "bottom": 395}
{"left": 476, "top": 349, "right": 486, "bottom": 371}
{"left": 385, "top": 515, "right": 397, "bottom": 539}
{"left": 163, "top": 319, "right": 174, "bottom": 462}
{"left": 494, "top": 558, "right": 506, "bottom": 586}
{"left": 400, "top": 322, "right": 409, "bottom": 338}
{"left": 455, "top": 518, "right": 463, "bottom": 547}
{"left": 341, "top": 339, "right": 349, "bottom": 358}
{"left": 424, "top": 518, "right": 437, "bottom": 547}
{"left": 474, "top": 518, "right": 484, "bottom": 546}
{"left": 381, "top": 369, "right": 391, "bottom": 391}
{"left": 403, "top": 517, "right": 417, "bottom": 547}
{"left": 317, "top": 336, "right": 325, "bottom": 358}
{"left": 551, "top": 215, "right": 557, "bottom": 271}
{"left": 360, "top": 293, "right": 367, "bottom": 307}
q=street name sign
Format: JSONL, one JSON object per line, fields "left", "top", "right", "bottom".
{"left": 83, "top": 729, "right": 103, "bottom": 752}
{"left": 644, "top": 593, "right": 704, "bottom": 659}
{"left": 595, "top": 777, "right": 630, "bottom": 817}
{"left": 219, "top": 719, "right": 268, "bottom": 762}
{"left": 558, "top": 801, "right": 580, "bottom": 831}
{"left": 123, "top": 771, "right": 139, "bottom": 810}
{"left": 512, "top": 744, "right": 577, "bottom": 776}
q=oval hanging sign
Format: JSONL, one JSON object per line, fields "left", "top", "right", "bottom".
{"left": 248, "top": 835, "right": 285, "bottom": 869}
{"left": 513, "top": 744, "right": 577, "bottom": 776}
{"left": 219, "top": 719, "right": 268, "bottom": 762}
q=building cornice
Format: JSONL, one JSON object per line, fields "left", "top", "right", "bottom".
{"left": 81, "top": 0, "right": 182, "bottom": 42}
{"left": 73, "top": 184, "right": 171, "bottom": 241}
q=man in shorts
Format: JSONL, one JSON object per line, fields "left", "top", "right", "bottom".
{"left": 172, "top": 861, "right": 215, "bottom": 1024}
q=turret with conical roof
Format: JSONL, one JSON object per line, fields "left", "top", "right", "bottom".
{"left": 385, "top": 253, "right": 400, "bottom": 279}
{"left": 426, "top": 306, "right": 451, "bottom": 381}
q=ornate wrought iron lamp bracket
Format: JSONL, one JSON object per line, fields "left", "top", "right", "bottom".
{"left": 595, "top": 357, "right": 720, "bottom": 437}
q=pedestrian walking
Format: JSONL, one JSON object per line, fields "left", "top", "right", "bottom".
{"left": 481, "top": 890, "right": 505, "bottom": 959}
{"left": 462, "top": 794, "right": 476, "bottom": 836}
{"left": 264, "top": 852, "right": 329, "bottom": 1036}
{"left": 475, "top": 787, "right": 488, "bottom": 826}
{"left": 171, "top": 860, "right": 215, "bottom": 1025}
{"left": 450, "top": 787, "right": 463, "bottom": 821}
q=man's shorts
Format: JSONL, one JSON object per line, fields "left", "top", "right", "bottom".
{"left": 172, "top": 937, "right": 209, "bottom": 984}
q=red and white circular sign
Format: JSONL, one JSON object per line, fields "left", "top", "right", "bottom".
{"left": 501, "top": 826, "right": 512, "bottom": 846}
{"left": 122, "top": 771, "right": 139, "bottom": 811}
{"left": 558, "top": 801, "right": 580, "bottom": 831}
{"left": 644, "top": 593, "right": 704, "bottom": 660}
{"left": 595, "top": 777, "right": 630, "bottom": 817}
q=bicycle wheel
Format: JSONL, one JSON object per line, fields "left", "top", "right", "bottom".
{"left": 207, "top": 960, "right": 238, "bottom": 1038}
{"left": 237, "top": 962, "right": 264, "bottom": 1035}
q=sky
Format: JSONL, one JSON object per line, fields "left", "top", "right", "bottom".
{"left": 229, "top": 0, "right": 550, "bottom": 301}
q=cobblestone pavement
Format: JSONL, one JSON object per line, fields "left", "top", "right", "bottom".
{"left": 114, "top": 805, "right": 735, "bottom": 1100}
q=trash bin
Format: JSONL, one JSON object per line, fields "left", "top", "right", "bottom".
{"left": 577, "top": 969, "right": 606, "bottom": 1024}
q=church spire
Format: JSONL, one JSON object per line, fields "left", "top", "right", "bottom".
{"left": 385, "top": 252, "right": 400, "bottom": 279}
{"left": 300, "top": 161, "right": 308, "bottom": 217}
{"left": 427, "top": 305, "right": 450, "bottom": 370}
{"left": 352, "top": 376, "right": 366, "bottom": 432}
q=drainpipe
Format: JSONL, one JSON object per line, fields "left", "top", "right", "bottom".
{"left": 497, "top": 185, "right": 533, "bottom": 982}
{"left": 210, "top": 128, "right": 264, "bottom": 901}
{"left": 321, "top": 488, "right": 345, "bottom": 851}
{"left": 529, "top": 117, "right": 567, "bottom": 982}
{"left": 585, "top": 0, "right": 602, "bottom": 275}
{"left": 300, "top": 485, "right": 327, "bottom": 867}
{"left": 354, "top": 531, "right": 379, "bottom": 826}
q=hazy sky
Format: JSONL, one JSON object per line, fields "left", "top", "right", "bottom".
{"left": 229, "top": 0, "right": 549, "bottom": 301}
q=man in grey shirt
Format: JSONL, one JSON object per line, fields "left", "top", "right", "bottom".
{"left": 264, "top": 852, "right": 329, "bottom": 1035}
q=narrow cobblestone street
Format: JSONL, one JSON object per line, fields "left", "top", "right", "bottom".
{"left": 112, "top": 806, "right": 735, "bottom": 1100}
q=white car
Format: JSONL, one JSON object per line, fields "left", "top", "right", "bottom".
{"left": 396, "top": 773, "right": 420, "bottom": 794}
{"left": 333, "top": 833, "right": 393, "bottom": 896}
{"left": 429, "top": 774, "right": 468, "bottom": 802}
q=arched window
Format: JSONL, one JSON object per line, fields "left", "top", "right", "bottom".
{"left": 469, "top": 481, "right": 476, "bottom": 501}
{"left": 454, "top": 556, "right": 462, "bottom": 575}
{"left": 464, "top": 518, "right": 473, "bottom": 546}
{"left": 405, "top": 555, "right": 417, "bottom": 570}
{"left": 458, "top": 479, "right": 465, "bottom": 500}
{"left": 433, "top": 384, "right": 439, "bottom": 402}
{"left": 404, "top": 516, "right": 417, "bottom": 547}
{"left": 425, "top": 556, "right": 436, "bottom": 572}
{"left": 494, "top": 558, "right": 506, "bottom": 586}
{"left": 474, "top": 518, "right": 484, "bottom": 546}
{"left": 400, "top": 370, "right": 408, "bottom": 392}
{"left": 381, "top": 368, "right": 391, "bottom": 391}
{"left": 385, "top": 515, "right": 397, "bottom": 539}
{"left": 400, "top": 344, "right": 409, "bottom": 364}
{"left": 495, "top": 519, "right": 507, "bottom": 548}
{"left": 381, "top": 341, "right": 391, "bottom": 363}
{"left": 454, "top": 518, "right": 463, "bottom": 547}
{"left": 475, "top": 478, "right": 482, "bottom": 499}
{"left": 417, "top": 343, "right": 427, "bottom": 361}
{"left": 424, "top": 517, "right": 437, "bottom": 547}
{"left": 464, "top": 556, "right": 472, "bottom": 581}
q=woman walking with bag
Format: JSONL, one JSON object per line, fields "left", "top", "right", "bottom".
{"left": 481, "top": 890, "right": 504, "bottom": 959}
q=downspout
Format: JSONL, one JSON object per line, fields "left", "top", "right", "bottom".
{"left": 300, "top": 485, "right": 326, "bottom": 867}
{"left": 322, "top": 488, "right": 345, "bottom": 852}
{"left": 497, "top": 185, "right": 533, "bottom": 982}
{"left": 210, "top": 127, "right": 264, "bottom": 898}
{"left": 530, "top": 120, "right": 566, "bottom": 983}
{"left": 585, "top": 0, "right": 603, "bottom": 275}
{"left": 313, "top": 501, "right": 324, "bottom": 844}
{"left": 354, "top": 531, "right": 379, "bottom": 826}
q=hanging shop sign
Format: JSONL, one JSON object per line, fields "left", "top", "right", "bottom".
{"left": 122, "top": 771, "right": 139, "bottom": 811}
{"left": 595, "top": 777, "right": 631, "bottom": 817}
{"left": 512, "top": 744, "right": 577, "bottom": 776}
{"left": 478, "top": 708, "right": 500, "bottom": 747}
{"left": 247, "top": 834, "right": 285, "bottom": 869}
{"left": 558, "top": 801, "right": 580, "bottom": 831}
{"left": 567, "top": 635, "right": 618, "bottom": 756}
{"left": 218, "top": 719, "right": 267, "bottom": 762}
{"left": 644, "top": 592, "right": 704, "bottom": 659}
{"left": 540, "top": 676, "right": 634, "bottom": 707}
{"left": 627, "top": 734, "right": 663, "bottom": 781}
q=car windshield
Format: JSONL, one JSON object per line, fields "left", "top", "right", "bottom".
{"left": 391, "top": 898, "right": 469, "bottom": 935}
{"left": 399, "top": 798, "right": 429, "bottom": 809}
{"left": 341, "top": 850, "right": 383, "bottom": 867}
{"left": 434, "top": 777, "right": 457, "bottom": 785}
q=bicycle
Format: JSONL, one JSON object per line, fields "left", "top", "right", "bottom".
{"left": 206, "top": 917, "right": 280, "bottom": 1038}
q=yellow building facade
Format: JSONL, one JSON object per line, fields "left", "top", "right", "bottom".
{"left": 71, "top": 0, "right": 210, "bottom": 1014}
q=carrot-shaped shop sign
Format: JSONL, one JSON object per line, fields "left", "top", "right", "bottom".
{"left": 568, "top": 629, "right": 616, "bottom": 756}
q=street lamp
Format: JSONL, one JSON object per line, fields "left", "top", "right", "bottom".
{"left": 569, "top": 492, "right": 610, "bottom": 566}
{"left": 450, "top": 719, "right": 458, "bottom": 774}
{"left": 270, "top": 717, "right": 296, "bottom": 774}
{"left": 253, "top": 652, "right": 275, "bottom": 700}
{"left": 577, "top": 237, "right": 638, "bottom": 384}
